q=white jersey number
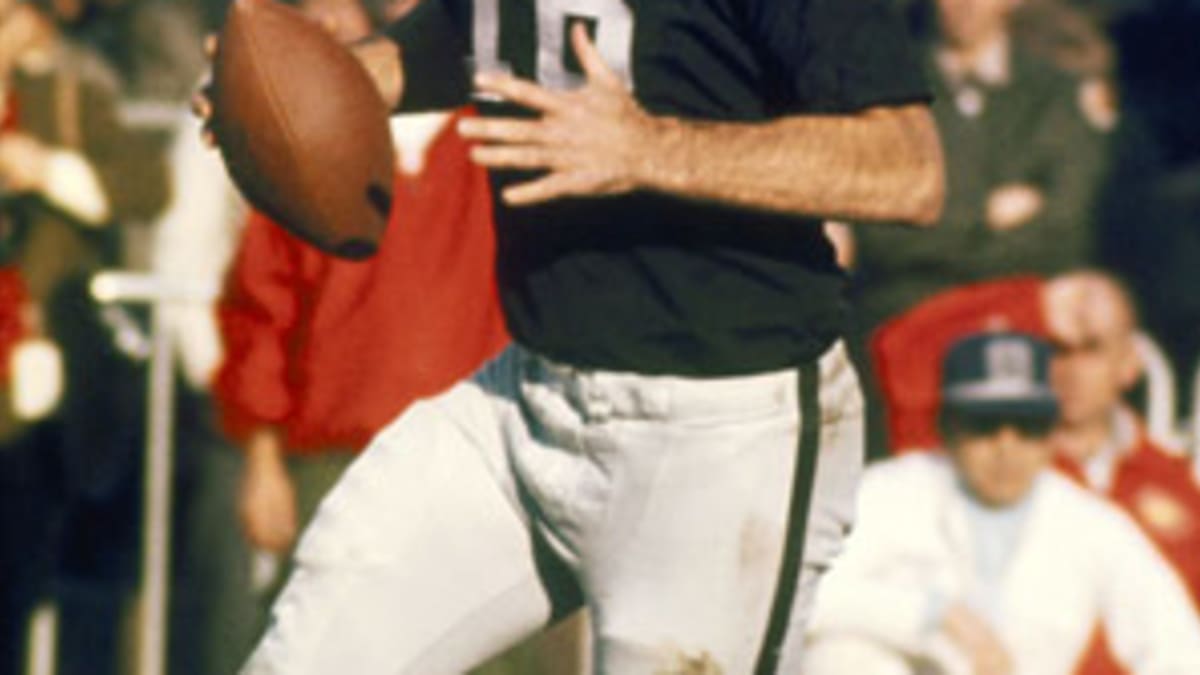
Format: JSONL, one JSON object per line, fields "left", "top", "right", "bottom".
{"left": 472, "top": 0, "right": 634, "bottom": 91}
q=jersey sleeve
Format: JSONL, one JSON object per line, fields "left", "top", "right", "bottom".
{"left": 213, "top": 213, "right": 306, "bottom": 444}
{"left": 746, "top": 0, "right": 931, "bottom": 114}
{"left": 384, "top": 0, "right": 473, "bottom": 112}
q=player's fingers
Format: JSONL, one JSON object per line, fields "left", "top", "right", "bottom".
{"left": 191, "top": 90, "right": 219, "bottom": 146}
{"left": 474, "top": 72, "right": 564, "bottom": 114}
{"left": 203, "top": 33, "right": 219, "bottom": 59}
{"left": 191, "top": 90, "right": 212, "bottom": 119}
{"left": 571, "top": 22, "right": 622, "bottom": 89}
{"left": 502, "top": 173, "right": 578, "bottom": 206}
{"left": 470, "top": 145, "right": 553, "bottom": 171}
{"left": 457, "top": 117, "right": 543, "bottom": 145}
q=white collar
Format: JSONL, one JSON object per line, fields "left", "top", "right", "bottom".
{"left": 389, "top": 112, "right": 452, "bottom": 175}
{"left": 1081, "top": 407, "right": 1139, "bottom": 492}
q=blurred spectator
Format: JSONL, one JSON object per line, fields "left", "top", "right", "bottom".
{"left": 853, "top": 0, "right": 1111, "bottom": 330}
{"left": 849, "top": 0, "right": 1113, "bottom": 458}
{"left": 50, "top": 0, "right": 209, "bottom": 270}
{"left": 0, "top": 0, "right": 167, "bottom": 672}
{"left": 1011, "top": 0, "right": 1115, "bottom": 79}
{"left": 1049, "top": 272, "right": 1200, "bottom": 671}
{"left": 150, "top": 109, "right": 244, "bottom": 392}
{"left": 52, "top": 0, "right": 206, "bottom": 103}
{"left": 871, "top": 273, "right": 1165, "bottom": 452}
{"left": 806, "top": 332, "right": 1200, "bottom": 674}
{"left": 871, "top": 271, "right": 1200, "bottom": 673}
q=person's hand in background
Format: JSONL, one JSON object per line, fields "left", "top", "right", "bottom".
{"left": 239, "top": 428, "right": 298, "bottom": 553}
{"left": 986, "top": 183, "right": 1045, "bottom": 232}
{"left": 941, "top": 602, "right": 1014, "bottom": 675}
{"left": 0, "top": 133, "right": 49, "bottom": 192}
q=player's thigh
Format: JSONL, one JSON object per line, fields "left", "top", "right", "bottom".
{"left": 588, "top": 346, "right": 863, "bottom": 674}
{"left": 242, "top": 380, "right": 552, "bottom": 675}
{"left": 790, "top": 343, "right": 866, "bottom": 639}
{"left": 769, "top": 343, "right": 866, "bottom": 675}
{"left": 583, "top": 393, "right": 801, "bottom": 672}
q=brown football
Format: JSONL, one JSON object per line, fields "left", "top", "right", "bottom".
{"left": 211, "top": 0, "right": 394, "bottom": 259}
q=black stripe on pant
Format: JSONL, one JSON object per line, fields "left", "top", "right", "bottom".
{"left": 754, "top": 361, "right": 821, "bottom": 675}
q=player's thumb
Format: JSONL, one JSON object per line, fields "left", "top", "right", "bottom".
{"left": 570, "top": 22, "right": 620, "bottom": 88}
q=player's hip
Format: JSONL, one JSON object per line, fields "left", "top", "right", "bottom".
{"left": 509, "top": 340, "right": 860, "bottom": 428}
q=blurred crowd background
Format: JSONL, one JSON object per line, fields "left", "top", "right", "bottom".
{"left": 1, "top": 0, "right": 1199, "bottom": 673}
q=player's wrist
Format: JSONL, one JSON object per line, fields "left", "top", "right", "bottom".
{"left": 246, "top": 427, "right": 286, "bottom": 467}
{"left": 630, "top": 115, "right": 691, "bottom": 195}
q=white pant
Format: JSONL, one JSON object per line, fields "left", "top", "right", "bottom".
{"left": 243, "top": 343, "right": 864, "bottom": 674}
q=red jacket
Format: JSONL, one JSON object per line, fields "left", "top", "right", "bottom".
{"left": 1057, "top": 433, "right": 1200, "bottom": 611}
{"left": 215, "top": 112, "right": 509, "bottom": 452}
{"left": 0, "top": 269, "right": 29, "bottom": 381}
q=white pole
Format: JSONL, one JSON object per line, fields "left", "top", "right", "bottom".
{"left": 136, "top": 303, "right": 174, "bottom": 675}
{"left": 25, "top": 601, "right": 58, "bottom": 675}
{"left": 89, "top": 271, "right": 217, "bottom": 675}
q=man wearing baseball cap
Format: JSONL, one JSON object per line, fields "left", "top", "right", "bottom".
{"left": 805, "top": 332, "right": 1200, "bottom": 674}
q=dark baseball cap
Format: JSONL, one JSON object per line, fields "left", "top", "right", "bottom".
{"left": 941, "top": 332, "right": 1059, "bottom": 422}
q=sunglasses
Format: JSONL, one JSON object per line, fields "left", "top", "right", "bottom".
{"left": 946, "top": 414, "right": 1057, "bottom": 440}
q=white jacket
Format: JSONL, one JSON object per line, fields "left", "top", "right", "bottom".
{"left": 806, "top": 453, "right": 1200, "bottom": 674}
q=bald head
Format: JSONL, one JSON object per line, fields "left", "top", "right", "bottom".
{"left": 1045, "top": 270, "right": 1137, "bottom": 349}
{"left": 1045, "top": 271, "right": 1142, "bottom": 430}
{"left": 937, "top": 0, "right": 1020, "bottom": 52}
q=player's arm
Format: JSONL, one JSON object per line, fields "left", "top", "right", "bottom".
{"left": 642, "top": 105, "right": 943, "bottom": 226}
{"left": 458, "top": 25, "right": 943, "bottom": 225}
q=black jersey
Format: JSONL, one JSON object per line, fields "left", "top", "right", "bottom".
{"left": 389, "top": 0, "right": 929, "bottom": 376}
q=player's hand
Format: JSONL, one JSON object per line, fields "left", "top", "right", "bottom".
{"left": 941, "top": 603, "right": 1013, "bottom": 675}
{"left": 457, "top": 23, "right": 660, "bottom": 206}
{"left": 239, "top": 429, "right": 298, "bottom": 553}
{"left": 0, "top": 133, "right": 49, "bottom": 192}
{"left": 985, "top": 183, "right": 1044, "bottom": 232}
{"left": 824, "top": 221, "right": 856, "bottom": 270}
{"left": 190, "top": 35, "right": 219, "bottom": 147}
{"left": 307, "top": 4, "right": 404, "bottom": 107}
